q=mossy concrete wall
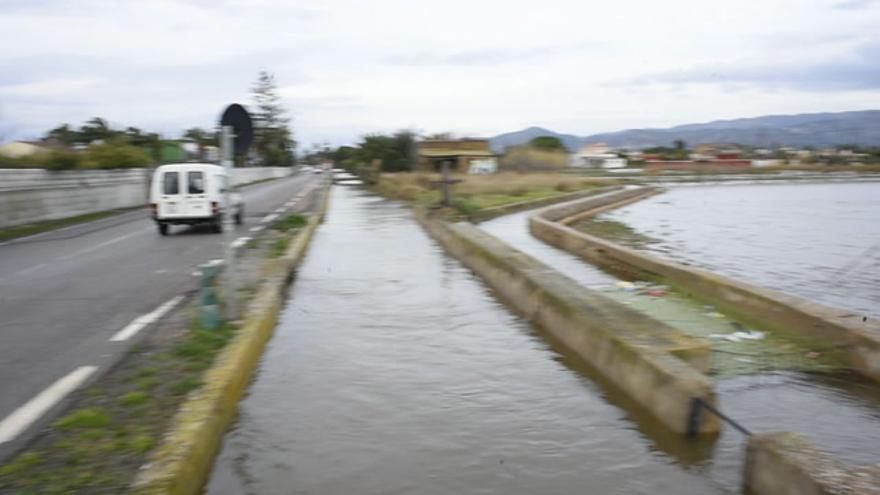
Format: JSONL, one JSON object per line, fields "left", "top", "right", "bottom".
{"left": 130, "top": 184, "right": 330, "bottom": 495}
{"left": 530, "top": 188, "right": 880, "bottom": 383}
{"left": 416, "top": 212, "right": 719, "bottom": 435}
{"left": 745, "top": 432, "right": 880, "bottom": 495}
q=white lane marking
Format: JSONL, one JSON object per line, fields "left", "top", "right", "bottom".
{"left": 0, "top": 366, "right": 99, "bottom": 444}
{"left": 249, "top": 226, "right": 262, "bottom": 233}
{"left": 13, "top": 263, "right": 47, "bottom": 277}
{"left": 59, "top": 228, "right": 149, "bottom": 261}
{"left": 261, "top": 213, "right": 278, "bottom": 224}
{"left": 274, "top": 207, "right": 285, "bottom": 214}
{"left": 230, "top": 236, "right": 251, "bottom": 249}
{"left": 109, "top": 295, "right": 184, "bottom": 342}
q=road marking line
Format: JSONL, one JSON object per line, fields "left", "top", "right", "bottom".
{"left": 249, "top": 226, "right": 262, "bottom": 233}
{"left": 230, "top": 236, "right": 250, "bottom": 249}
{"left": 13, "top": 263, "right": 47, "bottom": 277}
{"left": 0, "top": 365, "right": 98, "bottom": 444}
{"left": 274, "top": 207, "right": 285, "bottom": 214}
{"left": 109, "top": 295, "right": 184, "bottom": 342}
{"left": 261, "top": 213, "right": 278, "bottom": 224}
{"left": 59, "top": 228, "right": 149, "bottom": 261}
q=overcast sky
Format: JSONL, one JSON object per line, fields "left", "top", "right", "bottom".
{"left": 1, "top": 0, "right": 879, "bottom": 148}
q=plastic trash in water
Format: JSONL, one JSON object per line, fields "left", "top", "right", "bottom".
{"left": 708, "top": 331, "right": 765, "bottom": 342}
{"left": 615, "top": 281, "right": 636, "bottom": 291}
{"left": 646, "top": 290, "right": 666, "bottom": 297}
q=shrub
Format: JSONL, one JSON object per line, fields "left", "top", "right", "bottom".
{"left": 45, "top": 150, "right": 84, "bottom": 171}
{"left": 499, "top": 147, "right": 569, "bottom": 172}
{"left": 83, "top": 141, "right": 153, "bottom": 169}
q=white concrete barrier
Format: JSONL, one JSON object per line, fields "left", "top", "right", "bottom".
{"left": 0, "top": 167, "right": 293, "bottom": 229}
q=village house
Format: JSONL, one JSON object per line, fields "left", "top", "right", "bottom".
{"left": 416, "top": 139, "right": 497, "bottom": 173}
{"left": 570, "top": 143, "right": 627, "bottom": 169}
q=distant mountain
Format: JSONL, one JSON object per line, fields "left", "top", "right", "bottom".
{"left": 489, "top": 110, "right": 880, "bottom": 152}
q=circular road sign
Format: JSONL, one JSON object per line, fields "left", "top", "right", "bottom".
{"left": 220, "top": 103, "right": 254, "bottom": 155}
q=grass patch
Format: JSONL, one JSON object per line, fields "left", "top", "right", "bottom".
{"left": 54, "top": 408, "right": 111, "bottom": 430}
{"left": 0, "top": 453, "right": 42, "bottom": 476}
{"left": 270, "top": 236, "right": 291, "bottom": 257}
{"left": 272, "top": 213, "right": 307, "bottom": 232}
{"left": 171, "top": 377, "right": 202, "bottom": 396}
{"left": 375, "top": 172, "right": 612, "bottom": 216}
{"left": 573, "top": 219, "right": 658, "bottom": 247}
{"left": 0, "top": 207, "right": 141, "bottom": 243}
{"left": 118, "top": 391, "right": 150, "bottom": 407}
{"left": 128, "top": 434, "right": 155, "bottom": 454}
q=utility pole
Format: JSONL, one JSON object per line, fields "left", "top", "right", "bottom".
{"left": 221, "top": 125, "right": 238, "bottom": 320}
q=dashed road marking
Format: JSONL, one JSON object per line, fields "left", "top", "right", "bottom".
{"left": 249, "top": 226, "right": 263, "bottom": 233}
{"left": 230, "top": 236, "right": 251, "bottom": 249}
{"left": 0, "top": 366, "right": 99, "bottom": 444}
{"left": 109, "top": 295, "right": 184, "bottom": 342}
{"left": 261, "top": 213, "right": 278, "bottom": 224}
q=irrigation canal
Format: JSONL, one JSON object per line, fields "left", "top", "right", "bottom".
{"left": 205, "top": 184, "right": 880, "bottom": 494}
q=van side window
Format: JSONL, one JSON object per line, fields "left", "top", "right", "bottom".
{"left": 188, "top": 171, "right": 205, "bottom": 194}
{"left": 163, "top": 172, "right": 179, "bottom": 195}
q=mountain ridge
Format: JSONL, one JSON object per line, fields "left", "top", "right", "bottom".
{"left": 488, "top": 110, "right": 880, "bottom": 152}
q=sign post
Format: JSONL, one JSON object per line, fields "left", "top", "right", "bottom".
{"left": 219, "top": 104, "right": 254, "bottom": 322}
{"left": 220, "top": 124, "right": 237, "bottom": 320}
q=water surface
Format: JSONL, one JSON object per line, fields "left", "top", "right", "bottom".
{"left": 602, "top": 182, "right": 880, "bottom": 319}
{"left": 205, "top": 186, "right": 725, "bottom": 495}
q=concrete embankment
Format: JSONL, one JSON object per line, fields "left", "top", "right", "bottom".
{"left": 130, "top": 184, "right": 330, "bottom": 495}
{"left": 0, "top": 167, "right": 293, "bottom": 229}
{"left": 529, "top": 187, "right": 880, "bottom": 384}
{"left": 415, "top": 211, "right": 718, "bottom": 435}
{"left": 745, "top": 432, "right": 880, "bottom": 495}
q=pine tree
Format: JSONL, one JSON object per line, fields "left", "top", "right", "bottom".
{"left": 250, "top": 70, "right": 296, "bottom": 166}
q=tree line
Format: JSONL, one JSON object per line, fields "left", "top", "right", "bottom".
{"left": 1, "top": 70, "right": 295, "bottom": 170}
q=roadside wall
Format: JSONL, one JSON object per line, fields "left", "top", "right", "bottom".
{"left": 0, "top": 167, "right": 292, "bottom": 228}
{"left": 529, "top": 188, "right": 880, "bottom": 383}
{"left": 416, "top": 213, "right": 719, "bottom": 434}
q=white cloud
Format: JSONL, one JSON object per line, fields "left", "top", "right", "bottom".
{"left": 1, "top": 0, "right": 879, "bottom": 146}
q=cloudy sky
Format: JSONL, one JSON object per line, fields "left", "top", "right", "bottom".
{"left": 1, "top": 0, "right": 879, "bottom": 148}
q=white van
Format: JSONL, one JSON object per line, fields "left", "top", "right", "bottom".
{"left": 149, "top": 163, "right": 244, "bottom": 235}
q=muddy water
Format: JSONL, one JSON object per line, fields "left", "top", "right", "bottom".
{"left": 481, "top": 205, "right": 880, "bottom": 481}
{"left": 601, "top": 182, "right": 880, "bottom": 319}
{"left": 205, "top": 186, "right": 727, "bottom": 495}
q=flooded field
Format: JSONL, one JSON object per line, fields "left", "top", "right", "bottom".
{"left": 205, "top": 185, "right": 879, "bottom": 495}
{"left": 600, "top": 181, "right": 880, "bottom": 319}
{"left": 481, "top": 207, "right": 880, "bottom": 480}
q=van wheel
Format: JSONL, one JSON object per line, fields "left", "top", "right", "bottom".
{"left": 235, "top": 207, "right": 244, "bottom": 225}
{"left": 158, "top": 223, "right": 169, "bottom": 236}
{"left": 212, "top": 219, "right": 223, "bottom": 233}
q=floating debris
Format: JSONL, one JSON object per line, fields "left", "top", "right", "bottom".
{"left": 708, "top": 331, "right": 766, "bottom": 342}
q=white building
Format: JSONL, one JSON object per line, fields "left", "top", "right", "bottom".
{"left": 570, "top": 143, "right": 627, "bottom": 169}
{"left": 468, "top": 157, "right": 498, "bottom": 174}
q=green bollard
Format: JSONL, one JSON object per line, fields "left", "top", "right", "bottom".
{"left": 199, "top": 260, "right": 222, "bottom": 329}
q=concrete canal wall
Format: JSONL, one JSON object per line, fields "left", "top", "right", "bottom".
{"left": 0, "top": 167, "right": 293, "bottom": 229}
{"left": 131, "top": 184, "right": 330, "bottom": 495}
{"left": 745, "top": 432, "right": 880, "bottom": 495}
{"left": 529, "top": 188, "right": 880, "bottom": 384}
{"left": 416, "top": 212, "right": 719, "bottom": 435}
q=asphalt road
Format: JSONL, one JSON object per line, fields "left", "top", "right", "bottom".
{"left": 0, "top": 172, "right": 320, "bottom": 458}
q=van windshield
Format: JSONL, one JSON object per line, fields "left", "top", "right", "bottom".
{"left": 162, "top": 171, "right": 179, "bottom": 195}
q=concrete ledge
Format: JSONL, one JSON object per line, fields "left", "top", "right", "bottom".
{"left": 529, "top": 188, "right": 880, "bottom": 383}
{"left": 416, "top": 212, "right": 718, "bottom": 434}
{"left": 468, "top": 186, "right": 622, "bottom": 223}
{"left": 745, "top": 432, "right": 880, "bottom": 495}
{"left": 130, "top": 184, "right": 330, "bottom": 495}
